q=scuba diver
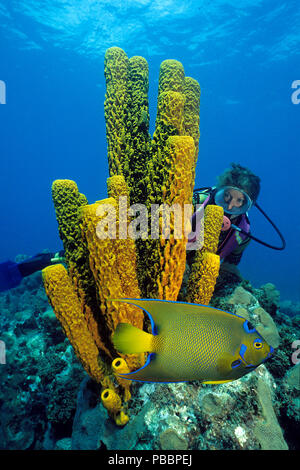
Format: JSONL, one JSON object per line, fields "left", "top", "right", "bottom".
{"left": 0, "top": 251, "right": 65, "bottom": 293}
{"left": 188, "top": 163, "right": 286, "bottom": 280}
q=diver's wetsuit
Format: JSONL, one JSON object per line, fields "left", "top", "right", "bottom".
{"left": 0, "top": 250, "right": 66, "bottom": 293}
{"left": 217, "top": 214, "right": 251, "bottom": 266}
{"left": 190, "top": 188, "right": 251, "bottom": 268}
{"left": 17, "top": 250, "right": 65, "bottom": 278}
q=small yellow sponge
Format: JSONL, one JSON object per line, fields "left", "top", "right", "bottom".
{"left": 112, "top": 357, "right": 132, "bottom": 402}
{"left": 202, "top": 205, "right": 224, "bottom": 253}
{"left": 101, "top": 388, "right": 129, "bottom": 426}
{"left": 42, "top": 264, "right": 108, "bottom": 384}
{"left": 187, "top": 252, "right": 220, "bottom": 305}
{"left": 101, "top": 388, "right": 122, "bottom": 414}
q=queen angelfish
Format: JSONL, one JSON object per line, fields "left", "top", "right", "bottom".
{"left": 111, "top": 298, "right": 274, "bottom": 384}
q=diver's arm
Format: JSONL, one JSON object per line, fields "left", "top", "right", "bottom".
{"left": 192, "top": 190, "right": 211, "bottom": 207}
{"left": 222, "top": 237, "right": 251, "bottom": 266}
{"left": 17, "top": 250, "right": 65, "bottom": 278}
{"left": 219, "top": 237, "right": 251, "bottom": 281}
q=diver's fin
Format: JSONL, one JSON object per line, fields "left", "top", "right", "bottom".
{"left": 112, "top": 322, "right": 155, "bottom": 354}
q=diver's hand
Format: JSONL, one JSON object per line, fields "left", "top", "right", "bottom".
{"left": 50, "top": 252, "right": 65, "bottom": 264}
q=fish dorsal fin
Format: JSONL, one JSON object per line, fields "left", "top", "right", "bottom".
{"left": 111, "top": 298, "right": 176, "bottom": 334}
{"left": 110, "top": 298, "right": 237, "bottom": 334}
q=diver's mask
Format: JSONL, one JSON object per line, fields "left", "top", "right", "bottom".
{"left": 192, "top": 186, "right": 286, "bottom": 251}
{"left": 214, "top": 186, "right": 253, "bottom": 216}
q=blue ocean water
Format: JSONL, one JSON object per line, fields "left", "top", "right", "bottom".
{"left": 0, "top": 0, "right": 299, "bottom": 302}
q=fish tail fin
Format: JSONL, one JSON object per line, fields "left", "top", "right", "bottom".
{"left": 112, "top": 323, "right": 155, "bottom": 354}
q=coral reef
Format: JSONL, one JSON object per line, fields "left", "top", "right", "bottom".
{"left": 226, "top": 285, "right": 280, "bottom": 348}
{"left": 40, "top": 48, "right": 297, "bottom": 433}
{"left": 71, "top": 364, "right": 290, "bottom": 450}
{"left": 0, "top": 269, "right": 86, "bottom": 449}
{"left": 1, "top": 49, "right": 297, "bottom": 450}
{"left": 0, "top": 256, "right": 299, "bottom": 450}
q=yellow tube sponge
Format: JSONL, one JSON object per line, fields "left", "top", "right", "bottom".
{"left": 44, "top": 48, "right": 203, "bottom": 426}
{"left": 112, "top": 357, "right": 131, "bottom": 376}
{"left": 187, "top": 252, "right": 220, "bottom": 305}
{"left": 44, "top": 188, "right": 142, "bottom": 424}
{"left": 126, "top": 55, "right": 151, "bottom": 206}
{"left": 183, "top": 77, "right": 201, "bottom": 172}
{"left": 158, "top": 59, "right": 185, "bottom": 94}
{"left": 103, "top": 49, "right": 201, "bottom": 301}
{"left": 115, "top": 411, "right": 130, "bottom": 427}
{"left": 202, "top": 205, "right": 224, "bottom": 253}
{"left": 51, "top": 179, "right": 110, "bottom": 356}
{"left": 107, "top": 174, "right": 130, "bottom": 201}
{"left": 101, "top": 388, "right": 121, "bottom": 413}
{"left": 101, "top": 388, "right": 130, "bottom": 426}
{"left": 186, "top": 205, "right": 224, "bottom": 305}
{"left": 80, "top": 199, "right": 144, "bottom": 371}
{"left": 157, "top": 135, "right": 196, "bottom": 300}
{"left": 136, "top": 74, "right": 188, "bottom": 298}
{"left": 104, "top": 47, "right": 129, "bottom": 177}
{"left": 149, "top": 92, "right": 186, "bottom": 205}
{"left": 104, "top": 48, "right": 151, "bottom": 207}
{"left": 42, "top": 264, "right": 110, "bottom": 385}
{"left": 112, "top": 357, "right": 131, "bottom": 402}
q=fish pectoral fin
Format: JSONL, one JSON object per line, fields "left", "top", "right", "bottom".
{"left": 204, "top": 352, "right": 241, "bottom": 383}
{"left": 112, "top": 322, "right": 155, "bottom": 354}
{"left": 216, "top": 352, "right": 240, "bottom": 376}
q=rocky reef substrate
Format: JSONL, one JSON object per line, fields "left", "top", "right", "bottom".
{"left": 0, "top": 257, "right": 299, "bottom": 450}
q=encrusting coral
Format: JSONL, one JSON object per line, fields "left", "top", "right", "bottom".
{"left": 42, "top": 47, "right": 223, "bottom": 425}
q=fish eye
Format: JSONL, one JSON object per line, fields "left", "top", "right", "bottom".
{"left": 253, "top": 339, "right": 263, "bottom": 349}
{"left": 231, "top": 359, "right": 242, "bottom": 369}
